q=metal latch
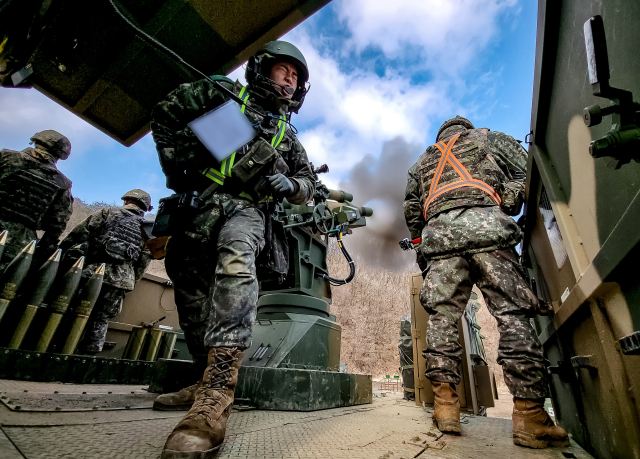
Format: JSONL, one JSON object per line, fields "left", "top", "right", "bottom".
{"left": 582, "top": 16, "right": 640, "bottom": 169}
{"left": 571, "top": 355, "right": 597, "bottom": 373}
{"left": 547, "top": 361, "right": 572, "bottom": 381}
{"left": 619, "top": 331, "right": 640, "bottom": 355}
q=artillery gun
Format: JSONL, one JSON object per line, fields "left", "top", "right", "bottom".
{"left": 232, "top": 166, "right": 375, "bottom": 409}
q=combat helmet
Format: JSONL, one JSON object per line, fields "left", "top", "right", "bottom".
{"left": 436, "top": 116, "right": 475, "bottom": 141}
{"left": 121, "top": 189, "right": 152, "bottom": 211}
{"left": 30, "top": 130, "right": 72, "bottom": 160}
{"left": 245, "top": 40, "right": 310, "bottom": 113}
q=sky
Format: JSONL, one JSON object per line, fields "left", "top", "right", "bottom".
{"left": 0, "top": 0, "right": 537, "bottom": 267}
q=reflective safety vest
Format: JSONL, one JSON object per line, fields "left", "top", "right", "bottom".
{"left": 201, "top": 86, "right": 287, "bottom": 192}
{"left": 422, "top": 131, "right": 501, "bottom": 220}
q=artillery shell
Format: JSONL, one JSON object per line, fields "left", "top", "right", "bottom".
{"left": 8, "top": 250, "right": 62, "bottom": 349}
{"left": 0, "top": 240, "right": 36, "bottom": 323}
{"left": 61, "top": 264, "right": 105, "bottom": 355}
{"left": 35, "top": 257, "right": 85, "bottom": 352}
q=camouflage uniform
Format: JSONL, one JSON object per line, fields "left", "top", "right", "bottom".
{"left": 151, "top": 77, "right": 315, "bottom": 367}
{"left": 404, "top": 117, "right": 549, "bottom": 400}
{"left": 0, "top": 141, "right": 73, "bottom": 272}
{"left": 59, "top": 204, "right": 152, "bottom": 353}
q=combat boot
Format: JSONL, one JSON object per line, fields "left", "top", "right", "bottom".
{"left": 512, "top": 397, "right": 570, "bottom": 448}
{"left": 431, "top": 381, "right": 461, "bottom": 434}
{"left": 154, "top": 382, "right": 201, "bottom": 411}
{"left": 161, "top": 347, "right": 243, "bottom": 459}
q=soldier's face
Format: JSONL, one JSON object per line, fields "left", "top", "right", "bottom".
{"left": 269, "top": 60, "right": 298, "bottom": 99}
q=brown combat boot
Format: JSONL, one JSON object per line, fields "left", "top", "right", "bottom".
{"left": 161, "top": 347, "right": 243, "bottom": 459}
{"left": 512, "top": 397, "right": 570, "bottom": 448}
{"left": 154, "top": 355, "right": 208, "bottom": 411}
{"left": 431, "top": 381, "right": 461, "bottom": 434}
{"left": 154, "top": 382, "right": 201, "bottom": 411}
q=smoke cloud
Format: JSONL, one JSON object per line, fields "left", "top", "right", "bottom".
{"left": 337, "top": 136, "right": 423, "bottom": 271}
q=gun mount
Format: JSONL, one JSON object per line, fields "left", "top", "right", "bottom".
{"left": 245, "top": 168, "right": 373, "bottom": 385}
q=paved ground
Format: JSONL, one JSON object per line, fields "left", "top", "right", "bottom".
{"left": 0, "top": 379, "right": 591, "bottom": 459}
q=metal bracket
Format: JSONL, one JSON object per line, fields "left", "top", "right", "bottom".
{"left": 570, "top": 355, "right": 598, "bottom": 374}
{"left": 619, "top": 331, "right": 640, "bottom": 355}
{"left": 10, "top": 63, "right": 33, "bottom": 86}
{"left": 547, "top": 360, "right": 572, "bottom": 381}
{"left": 582, "top": 16, "right": 640, "bottom": 169}
{"left": 524, "top": 131, "right": 533, "bottom": 146}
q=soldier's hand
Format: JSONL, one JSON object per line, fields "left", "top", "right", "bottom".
{"left": 267, "top": 174, "right": 295, "bottom": 197}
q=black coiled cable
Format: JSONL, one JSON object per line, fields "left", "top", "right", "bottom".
{"left": 323, "top": 232, "right": 355, "bottom": 286}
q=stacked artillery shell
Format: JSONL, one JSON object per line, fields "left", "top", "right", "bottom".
{"left": 8, "top": 249, "right": 62, "bottom": 349}
{"left": 35, "top": 257, "right": 85, "bottom": 352}
{"left": 0, "top": 230, "right": 8, "bottom": 267}
{"left": 61, "top": 264, "right": 105, "bottom": 355}
{"left": 0, "top": 240, "right": 36, "bottom": 323}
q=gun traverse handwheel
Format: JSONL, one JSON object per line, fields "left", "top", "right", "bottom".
{"left": 312, "top": 203, "right": 335, "bottom": 234}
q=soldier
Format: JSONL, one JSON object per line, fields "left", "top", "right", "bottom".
{"left": 58, "top": 189, "right": 152, "bottom": 354}
{"left": 404, "top": 116, "right": 569, "bottom": 448}
{"left": 150, "top": 40, "right": 315, "bottom": 457}
{"left": 0, "top": 130, "right": 73, "bottom": 272}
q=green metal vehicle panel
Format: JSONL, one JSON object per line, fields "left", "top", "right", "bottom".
{"left": 526, "top": 1, "right": 640, "bottom": 458}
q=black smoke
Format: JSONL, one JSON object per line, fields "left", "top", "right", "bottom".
{"left": 337, "top": 137, "right": 423, "bottom": 271}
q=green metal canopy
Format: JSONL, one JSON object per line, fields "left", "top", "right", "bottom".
{"left": 0, "top": 0, "right": 330, "bottom": 146}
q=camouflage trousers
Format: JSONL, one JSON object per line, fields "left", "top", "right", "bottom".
{"left": 165, "top": 206, "right": 265, "bottom": 369}
{"left": 77, "top": 284, "right": 126, "bottom": 354}
{"left": 420, "top": 248, "right": 550, "bottom": 399}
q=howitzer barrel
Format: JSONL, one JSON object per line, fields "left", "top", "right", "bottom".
{"left": 0, "top": 240, "right": 36, "bottom": 322}
{"left": 9, "top": 249, "right": 62, "bottom": 349}
{"left": 61, "top": 264, "right": 105, "bottom": 355}
{"left": 35, "top": 257, "right": 85, "bottom": 352}
{"left": 327, "top": 189, "right": 354, "bottom": 203}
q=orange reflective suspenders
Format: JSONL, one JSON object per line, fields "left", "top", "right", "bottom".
{"left": 422, "top": 132, "right": 502, "bottom": 219}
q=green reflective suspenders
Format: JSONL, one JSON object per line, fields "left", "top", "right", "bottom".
{"left": 201, "top": 86, "right": 286, "bottom": 199}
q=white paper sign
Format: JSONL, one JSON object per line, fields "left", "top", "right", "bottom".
{"left": 188, "top": 100, "right": 256, "bottom": 163}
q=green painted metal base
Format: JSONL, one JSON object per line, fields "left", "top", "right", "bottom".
{"left": 148, "top": 358, "right": 372, "bottom": 411}
{"left": 236, "top": 366, "right": 372, "bottom": 411}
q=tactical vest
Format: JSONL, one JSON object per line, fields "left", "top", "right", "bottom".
{"left": 99, "top": 210, "right": 143, "bottom": 262}
{"left": 418, "top": 129, "right": 506, "bottom": 222}
{"left": 0, "top": 158, "right": 66, "bottom": 229}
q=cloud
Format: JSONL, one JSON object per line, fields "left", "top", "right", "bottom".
{"left": 0, "top": 88, "right": 116, "bottom": 155}
{"left": 335, "top": 0, "right": 518, "bottom": 77}
{"left": 287, "top": 27, "right": 451, "bottom": 187}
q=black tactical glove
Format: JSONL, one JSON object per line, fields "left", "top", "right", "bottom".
{"left": 267, "top": 174, "right": 295, "bottom": 197}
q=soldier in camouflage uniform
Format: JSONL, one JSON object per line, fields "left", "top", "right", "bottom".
{"left": 404, "top": 116, "right": 569, "bottom": 448}
{"left": 58, "top": 189, "right": 152, "bottom": 354}
{"left": 0, "top": 130, "right": 73, "bottom": 273}
{"left": 150, "top": 41, "right": 315, "bottom": 457}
